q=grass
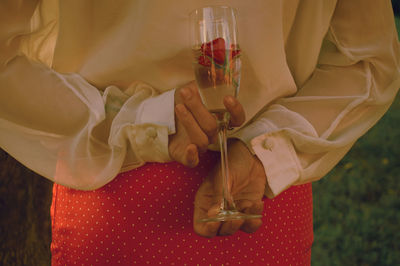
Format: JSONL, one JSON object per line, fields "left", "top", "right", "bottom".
{"left": 311, "top": 16, "right": 400, "bottom": 266}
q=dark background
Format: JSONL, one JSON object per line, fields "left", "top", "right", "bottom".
{"left": 1, "top": 2, "right": 399, "bottom": 265}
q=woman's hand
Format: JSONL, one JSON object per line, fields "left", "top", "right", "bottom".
{"left": 168, "top": 81, "right": 245, "bottom": 167}
{"left": 193, "top": 140, "right": 266, "bottom": 237}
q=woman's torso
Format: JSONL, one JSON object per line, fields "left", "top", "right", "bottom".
{"left": 52, "top": 0, "right": 336, "bottom": 124}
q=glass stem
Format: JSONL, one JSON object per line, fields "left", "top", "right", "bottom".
{"left": 217, "top": 112, "right": 236, "bottom": 212}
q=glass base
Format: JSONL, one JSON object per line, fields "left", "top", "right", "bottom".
{"left": 197, "top": 210, "right": 262, "bottom": 223}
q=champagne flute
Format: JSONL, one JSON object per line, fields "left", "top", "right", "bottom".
{"left": 190, "top": 6, "right": 261, "bottom": 222}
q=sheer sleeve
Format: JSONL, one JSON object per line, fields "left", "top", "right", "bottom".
{"left": 0, "top": 0, "right": 176, "bottom": 190}
{"left": 234, "top": 0, "right": 400, "bottom": 197}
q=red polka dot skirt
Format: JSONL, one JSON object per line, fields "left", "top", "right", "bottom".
{"left": 51, "top": 151, "right": 313, "bottom": 265}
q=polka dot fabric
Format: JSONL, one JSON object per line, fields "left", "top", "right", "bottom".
{"left": 51, "top": 151, "right": 313, "bottom": 265}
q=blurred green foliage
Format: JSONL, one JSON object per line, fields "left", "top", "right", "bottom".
{"left": 312, "top": 16, "right": 400, "bottom": 266}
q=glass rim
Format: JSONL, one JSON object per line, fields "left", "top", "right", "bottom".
{"left": 189, "top": 5, "right": 238, "bottom": 17}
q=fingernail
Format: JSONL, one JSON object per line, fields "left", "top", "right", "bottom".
{"left": 225, "top": 96, "right": 236, "bottom": 107}
{"left": 188, "top": 157, "right": 197, "bottom": 167}
{"left": 180, "top": 88, "right": 191, "bottom": 100}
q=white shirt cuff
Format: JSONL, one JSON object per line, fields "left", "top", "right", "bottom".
{"left": 135, "top": 89, "right": 176, "bottom": 134}
{"left": 129, "top": 89, "right": 175, "bottom": 162}
{"left": 251, "top": 131, "right": 301, "bottom": 197}
{"left": 109, "top": 88, "right": 176, "bottom": 163}
{"left": 233, "top": 121, "right": 301, "bottom": 198}
{"left": 129, "top": 124, "right": 171, "bottom": 162}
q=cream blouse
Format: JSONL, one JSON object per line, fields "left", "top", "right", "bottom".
{"left": 0, "top": 0, "right": 399, "bottom": 197}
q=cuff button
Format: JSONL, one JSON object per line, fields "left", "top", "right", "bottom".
{"left": 262, "top": 139, "right": 274, "bottom": 150}
{"left": 145, "top": 127, "right": 158, "bottom": 138}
